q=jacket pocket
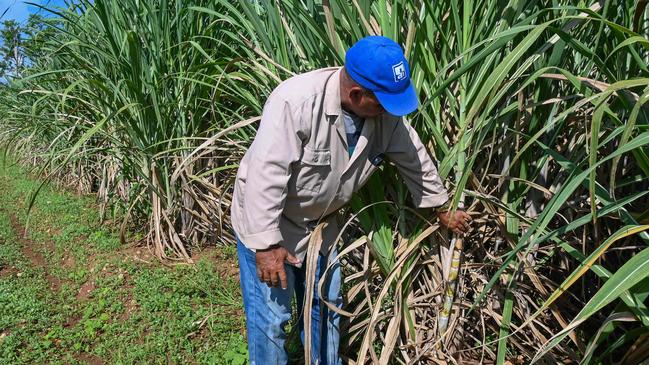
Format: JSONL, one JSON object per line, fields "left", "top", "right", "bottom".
{"left": 295, "top": 147, "right": 331, "bottom": 193}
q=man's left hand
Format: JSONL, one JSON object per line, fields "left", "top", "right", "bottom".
{"left": 438, "top": 209, "right": 472, "bottom": 234}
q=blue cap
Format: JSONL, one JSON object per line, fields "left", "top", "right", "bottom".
{"left": 345, "top": 36, "right": 418, "bottom": 117}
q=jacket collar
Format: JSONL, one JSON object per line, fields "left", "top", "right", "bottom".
{"left": 324, "top": 67, "right": 343, "bottom": 117}
{"left": 323, "top": 68, "right": 349, "bottom": 161}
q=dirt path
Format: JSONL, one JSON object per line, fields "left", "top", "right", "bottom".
{"left": 7, "top": 210, "right": 63, "bottom": 292}
{"left": 3, "top": 206, "right": 107, "bottom": 364}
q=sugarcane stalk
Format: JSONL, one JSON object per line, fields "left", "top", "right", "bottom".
{"left": 437, "top": 234, "right": 463, "bottom": 336}
{"left": 437, "top": 142, "right": 467, "bottom": 349}
{"left": 436, "top": 202, "right": 465, "bottom": 353}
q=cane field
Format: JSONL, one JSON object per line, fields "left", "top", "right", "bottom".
{"left": 1, "top": 0, "right": 649, "bottom": 364}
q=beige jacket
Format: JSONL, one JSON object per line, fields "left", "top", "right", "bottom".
{"left": 231, "top": 67, "right": 448, "bottom": 265}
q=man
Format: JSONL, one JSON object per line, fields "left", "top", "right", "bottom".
{"left": 232, "top": 36, "right": 471, "bottom": 364}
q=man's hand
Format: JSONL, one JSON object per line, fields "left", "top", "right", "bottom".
{"left": 438, "top": 209, "right": 472, "bottom": 234}
{"left": 256, "top": 245, "right": 300, "bottom": 289}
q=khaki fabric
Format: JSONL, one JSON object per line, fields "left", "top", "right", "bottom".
{"left": 231, "top": 67, "right": 448, "bottom": 265}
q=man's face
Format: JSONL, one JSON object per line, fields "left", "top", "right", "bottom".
{"left": 348, "top": 87, "right": 385, "bottom": 119}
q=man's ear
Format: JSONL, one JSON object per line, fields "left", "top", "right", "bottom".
{"left": 349, "top": 86, "right": 364, "bottom": 104}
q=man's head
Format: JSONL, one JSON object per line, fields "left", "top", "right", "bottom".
{"left": 341, "top": 36, "right": 418, "bottom": 118}
{"left": 340, "top": 68, "right": 385, "bottom": 119}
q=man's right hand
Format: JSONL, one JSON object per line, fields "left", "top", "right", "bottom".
{"left": 438, "top": 209, "right": 472, "bottom": 234}
{"left": 255, "top": 245, "right": 300, "bottom": 289}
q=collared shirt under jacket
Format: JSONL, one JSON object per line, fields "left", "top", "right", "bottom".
{"left": 231, "top": 67, "right": 449, "bottom": 265}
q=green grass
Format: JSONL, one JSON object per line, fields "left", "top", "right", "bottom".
{"left": 0, "top": 157, "right": 247, "bottom": 364}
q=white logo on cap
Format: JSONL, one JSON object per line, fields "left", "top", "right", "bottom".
{"left": 392, "top": 61, "right": 406, "bottom": 82}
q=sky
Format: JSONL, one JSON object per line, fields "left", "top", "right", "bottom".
{"left": 1, "top": 0, "right": 68, "bottom": 24}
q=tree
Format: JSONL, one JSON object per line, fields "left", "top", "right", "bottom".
{"left": 0, "top": 19, "right": 25, "bottom": 79}
{"left": 0, "top": 14, "right": 55, "bottom": 80}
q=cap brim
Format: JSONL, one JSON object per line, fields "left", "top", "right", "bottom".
{"left": 374, "top": 83, "right": 418, "bottom": 117}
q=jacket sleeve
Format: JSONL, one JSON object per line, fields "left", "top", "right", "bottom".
{"left": 385, "top": 118, "right": 449, "bottom": 208}
{"left": 238, "top": 95, "right": 305, "bottom": 250}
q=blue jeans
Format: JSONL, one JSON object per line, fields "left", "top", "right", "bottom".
{"left": 237, "top": 238, "right": 342, "bottom": 365}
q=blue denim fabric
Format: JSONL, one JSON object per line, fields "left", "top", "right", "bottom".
{"left": 237, "top": 238, "right": 342, "bottom": 365}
